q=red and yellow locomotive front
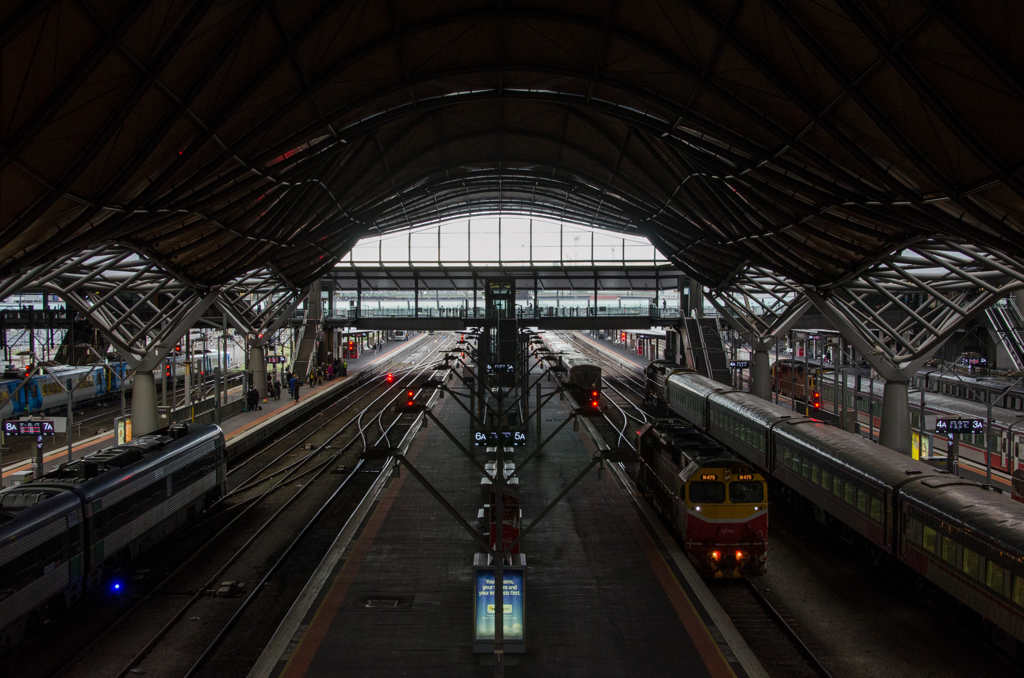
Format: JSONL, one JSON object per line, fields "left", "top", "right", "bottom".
{"left": 680, "top": 461, "right": 768, "bottom": 577}
{"left": 637, "top": 420, "right": 768, "bottom": 578}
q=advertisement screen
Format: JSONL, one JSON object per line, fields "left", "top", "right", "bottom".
{"left": 474, "top": 569, "right": 524, "bottom": 641}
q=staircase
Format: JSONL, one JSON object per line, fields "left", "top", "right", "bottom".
{"left": 683, "top": 319, "right": 708, "bottom": 376}
{"left": 681, "top": 318, "right": 732, "bottom": 386}
{"left": 986, "top": 300, "right": 1024, "bottom": 371}
{"left": 697, "top": 318, "right": 733, "bottom": 385}
{"left": 290, "top": 317, "right": 320, "bottom": 382}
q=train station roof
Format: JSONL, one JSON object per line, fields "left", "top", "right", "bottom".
{"left": 2, "top": 1, "right": 1024, "bottom": 290}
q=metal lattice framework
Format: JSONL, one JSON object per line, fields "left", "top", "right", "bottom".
{"left": 2, "top": 1, "right": 1024, "bottom": 296}
{"left": 706, "top": 239, "right": 1024, "bottom": 379}
{"left": 805, "top": 240, "right": 1024, "bottom": 378}
{"left": 0, "top": 245, "right": 302, "bottom": 370}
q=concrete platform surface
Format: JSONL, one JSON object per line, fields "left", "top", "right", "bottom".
{"left": 249, "top": 367, "right": 760, "bottom": 678}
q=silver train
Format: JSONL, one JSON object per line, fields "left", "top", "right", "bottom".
{"left": 647, "top": 364, "right": 1024, "bottom": 656}
{"left": 0, "top": 424, "right": 226, "bottom": 653}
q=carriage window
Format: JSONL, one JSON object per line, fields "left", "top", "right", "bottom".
{"left": 811, "top": 463, "right": 819, "bottom": 484}
{"left": 856, "top": 489, "right": 868, "bottom": 513}
{"left": 870, "top": 497, "right": 882, "bottom": 522}
{"left": 922, "top": 525, "right": 937, "bottom": 553}
{"left": 689, "top": 482, "right": 725, "bottom": 503}
{"left": 941, "top": 537, "right": 958, "bottom": 566}
{"left": 729, "top": 481, "right": 764, "bottom": 503}
{"left": 820, "top": 469, "right": 831, "bottom": 489}
{"left": 844, "top": 483, "right": 855, "bottom": 505}
{"left": 962, "top": 548, "right": 981, "bottom": 581}
{"left": 792, "top": 454, "right": 802, "bottom": 472}
{"left": 986, "top": 561, "right": 1005, "bottom": 593}
{"left": 1014, "top": 575, "right": 1024, "bottom": 606}
{"left": 802, "top": 460, "right": 811, "bottom": 478}
{"left": 832, "top": 476, "right": 842, "bottom": 497}
{"left": 782, "top": 448, "right": 791, "bottom": 468}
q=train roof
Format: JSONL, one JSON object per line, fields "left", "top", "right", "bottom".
{"left": 29, "top": 424, "right": 222, "bottom": 496}
{"left": 0, "top": 487, "right": 80, "bottom": 548}
{"left": 73, "top": 424, "right": 223, "bottom": 502}
{"left": 901, "top": 479, "right": 1024, "bottom": 563}
{"left": 776, "top": 418, "right": 946, "bottom": 489}
{"left": 665, "top": 371, "right": 735, "bottom": 398}
{"left": 712, "top": 390, "right": 803, "bottom": 430}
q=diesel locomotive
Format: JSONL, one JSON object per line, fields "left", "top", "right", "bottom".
{"left": 637, "top": 419, "right": 768, "bottom": 577}
{"left": 645, "top": 362, "right": 1024, "bottom": 654}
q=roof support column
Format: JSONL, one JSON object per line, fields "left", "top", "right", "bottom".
{"left": 131, "top": 371, "right": 160, "bottom": 437}
{"left": 251, "top": 344, "right": 267, "bottom": 400}
{"left": 803, "top": 289, "right": 922, "bottom": 455}
{"left": 705, "top": 290, "right": 810, "bottom": 402}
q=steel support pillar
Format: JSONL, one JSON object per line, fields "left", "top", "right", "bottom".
{"left": 879, "top": 381, "right": 912, "bottom": 455}
{"left": 132, "top": 371, "right": 160, "bottom": 436}
{"left": 751, "top": 348, "right": 771, "bottom": 400}
{"left": 251, "top": 344, "right": 267, "bottom": 399}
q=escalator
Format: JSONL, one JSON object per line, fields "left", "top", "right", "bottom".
{"left": 986, "top": 299, "right": 1024, "bottom": 371}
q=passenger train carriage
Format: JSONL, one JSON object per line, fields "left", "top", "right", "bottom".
{"left": 649, "top": 366, "right": 1024, "bottom": 653}
{"left": 0, "top": 350, "right": 231, "bottom": 419}
{"left": 0, "top": 423, "right": 226, "bottom": 653}
{"left": 773, "top": 357, "right": 1024, "bottom": 479}
{"left": 637, "top": 419, "right": 767, "bottom": 577}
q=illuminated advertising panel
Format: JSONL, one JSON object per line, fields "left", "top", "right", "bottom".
{"left": 473, "top": 568, "right": 525, "bottom": 651}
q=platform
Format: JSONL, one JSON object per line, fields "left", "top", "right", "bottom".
{"left": 0, "top": 335, "right": 427, "bottom": 487}
{"left": 248, "top": 364, "right": 763, "bottom": 677}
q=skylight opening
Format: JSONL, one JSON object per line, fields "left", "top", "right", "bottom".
{"left": 337, "top": 216, "right": 668, "bottom": 267}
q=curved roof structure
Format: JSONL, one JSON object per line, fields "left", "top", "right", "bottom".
{"left": 2, "top": 0, "right": 1024, "bottom": 289}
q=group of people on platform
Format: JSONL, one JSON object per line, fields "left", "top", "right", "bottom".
{"left": 244, "top": 358, "right": 350, "bottom": 412}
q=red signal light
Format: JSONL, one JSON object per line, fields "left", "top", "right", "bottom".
{"left": 711, "top": 551, "right": 721, "bottom": 561}
{"left": 620, "top": 332, "right": 626, "bottom": 342}
{"left": 386, "top": 373, "right": 394, "bottom": 383}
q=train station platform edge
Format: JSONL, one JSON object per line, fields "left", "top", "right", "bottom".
{"left": 0, "top": 335, "right": 428, "bottom": 485}
{"left": 572, "top": 331, "right": 648, "bottom": 369}
{"left": 247, "top": 362, "right": 766, "bottom": 678}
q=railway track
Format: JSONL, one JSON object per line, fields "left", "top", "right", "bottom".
{"left": 5, "top": 334, "right": 457, "bottom": 678}
{"left": 709, "top": 580, "right": 832, "bottom": 678}
{"left": 553, "top": 331, "right": 836, "bottom": 678}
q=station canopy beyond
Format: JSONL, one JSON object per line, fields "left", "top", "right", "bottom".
{"left": 2, "top": 1, "right": 1024, "bottom": 291}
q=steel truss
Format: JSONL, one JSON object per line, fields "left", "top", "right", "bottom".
{"left": 808, "top": 241, "right": 1024, "bottom": 380}
{"left": 704, "top": 239, "right": 1024, "bottom": 454}
{"left": 0, "top": 245, "right": 304, "bottom": 372}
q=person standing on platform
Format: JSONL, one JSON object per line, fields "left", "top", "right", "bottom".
{"left": 273, "top": 377, "right": 281, "bottom": 400}
{"left": 289, "top": 374, "right": 299, "bottom": 402}
{"left": 342, "top": 360, "right": 347, "bottom": 377}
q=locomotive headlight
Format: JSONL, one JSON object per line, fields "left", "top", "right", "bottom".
{"left": 735, "top": 551, "right": 745, "bottom": 560}
{"left": 695, "top": 506, "right": 700, "bottom": 511}
{"left": 711, "top": 551, "right": 720, "bottom": 561}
